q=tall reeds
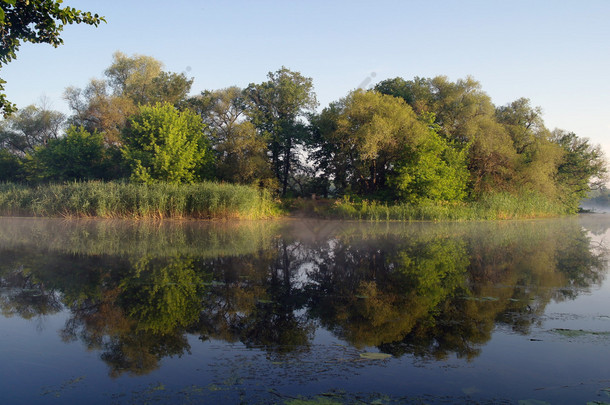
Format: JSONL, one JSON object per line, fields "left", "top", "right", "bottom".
{"left": 327, "top": 191, "right": 569, "bottom": 221}
{"left": 0, "top": 181, "right": 280, "bottom": 219}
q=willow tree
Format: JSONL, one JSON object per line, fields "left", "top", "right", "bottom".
{"left": 552, "top": 130, "right": 607, "bottom": 212}
{"left": 375, "top": 76, "right": 519, "bottom": 195}
{"left": 313, "top": 90, "right": 468, "bottom": 202}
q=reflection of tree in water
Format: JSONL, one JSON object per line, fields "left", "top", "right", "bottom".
{"left": 0, "top": 218, "right": 607, "bottom": 375}
{"left": 307, "top": 220, "right": 607, "bottom": 360}
{"left": 195, "top": 240, "right": 314, "bottom": 353}
{"left": 59, "top": 254, "right": 207, "bottom": 377}
{"left": 0, "top": 264, "right": 63, "bottom": 319}
{"left": 306, "top": 236, "right": 469, "bottom": 349}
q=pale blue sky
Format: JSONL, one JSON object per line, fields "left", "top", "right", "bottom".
{"left": 3, "top": 0, "right": 610, "bottom": 155}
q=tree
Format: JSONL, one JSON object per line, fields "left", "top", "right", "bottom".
{"left": 375, "top": 76, "right": 496, "bottom": 144}
{"left": 495, "top": 98, "right": 564, "bottom": 198}
{"left": 65, "top": 79, "right": 137, "bottom": 145}
{"left": 245, "top": 67, "right": 317, "bottom": 195}
{"left": 25, "top": 126, "right": 120, "bottom": 181}
{"left": 186, "top": 87, "right": 274, "bottom": 186}
{"left": 391, "top": 114, "right": 469, "bottom": 204}
{"left": 104, "top": 52, "right": 193, "bottom": 106}
{"left": 65, "top": 52, "right": 193, "bottom": 145}
{"left": 375, "top": 76, "right": 520, "bottom": 195}
{"left": 121, "top": 102, "right": 210, "bottom": 184}
{"left": 551, "top": 129, "right": 607, "bottom": 212}
{"left": 0, "top": 102, "right": 65, "bottom": 156}
{"left": 495, "top": 98, "right": 548, "bottom": 154}
{"left": 0, "top": 0, "right": 104, "bottom": 115}
{"left": 0, "top": 147, "right": 21, "bottom": 180}
{"left": 312, "top": 89, "right": 466, "bottom": 201}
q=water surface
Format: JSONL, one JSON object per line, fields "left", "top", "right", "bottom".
{"left": 1, "top": 216, "right": 609, "bottom": 404}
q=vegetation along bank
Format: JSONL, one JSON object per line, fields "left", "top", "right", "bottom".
{"left": 0, "top": 53, "right": 606, "bottom": 220}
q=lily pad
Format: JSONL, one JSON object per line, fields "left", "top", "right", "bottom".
{"left": 359, "top": 352, "right": 392, "bottom": 360}
{"left": 462, "top": 386, "right": 480, "bottom": 395}
{"left": 518, "top": 400, "right": 550, "bottom": 405}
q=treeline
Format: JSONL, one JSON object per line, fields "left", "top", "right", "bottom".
{"left": 0, "top": 52, "right": 606, "bottom": 213}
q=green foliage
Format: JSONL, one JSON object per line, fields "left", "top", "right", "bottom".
{"left": 65, "top": 52, "right": 193, "bottom": 145}
{"left": 0, "top": 148, "right": 22, "bottom": 181}
{"left": 246, "top": 67, "right": 318, "bottom": 195}
{"left": 1, "top": 65, "right": 604, "bottom": 216}
{"left": 25, "top": 126, "right": 121, "bottom": 182}
{"left": 0, "top": 103, "right": 65, "bottom": 155}
{"left": 313, "top": 89, "right": 466, "bottom": 202}
{"left": 0, "top": 181, "right": 280, "bottom": 219}
{"left": 64, "top": 80, "right": 138, "bottom": 146}
{"left": 552, "top": 129, "right": 607, "bottom": 213}
{"left": 374, "top": 75, "right": 607, "bottom": 205}
{"left": 391, "top": 120, "right": 469, "bottom": 203}
{"left": 495, "top": 97, "right": 548, "bottom": 154}
{"left": 187, "top": 87, "right": 275, "bottom": 186}
{"left": 0, "top": 0, "right": 104, "bottom": 115}
{"left": 121, "top": 103, "right": 211, "bottom": 184}
{"left": 120, "top": 256, "right": 205, "bottom": 334}
{"left": 105, "top": 52, "right": 193, "bottom": 106}
{"left": 375, "top": 76, "right": 519, "bottom": 195}
{"left": 326, "top": 191, "right": 566, "bottom": 221}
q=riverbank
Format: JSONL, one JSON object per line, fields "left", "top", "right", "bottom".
{"left": 0, "top": 182, "right": 570, "bottom": 221}
{"left": 286, "top": 192, "right": 569, "bottom": 221}
{"left": 0, "top": 182, "right": 279, "bottom": 220}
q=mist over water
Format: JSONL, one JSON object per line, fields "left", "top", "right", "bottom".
{"left": 1, "top": 216, "right": 609, "bottom": 404}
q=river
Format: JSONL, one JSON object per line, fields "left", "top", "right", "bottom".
{"left": 1, "top": 216, "right": 609, "bottom": 404}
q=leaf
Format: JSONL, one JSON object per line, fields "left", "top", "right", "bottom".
{"left": 359, "top": 352, "right": 391, "bottom": 360}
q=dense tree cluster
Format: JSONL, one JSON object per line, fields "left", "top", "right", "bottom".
{"left": 0, "top": 52, "right": 606, "bottom": 212}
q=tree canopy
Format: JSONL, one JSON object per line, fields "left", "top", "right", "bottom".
{"left": 121, "top": 102, "right": 211, "bottom": 184}
{"left": 245, "top": 67, "right": 318, "bottom": 196}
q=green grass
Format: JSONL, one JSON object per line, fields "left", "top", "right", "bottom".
{"left": 0, "top": 181, "right": 280, "bottom": 219}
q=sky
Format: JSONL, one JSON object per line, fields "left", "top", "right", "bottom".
{"left": 2, "top": 0, "right": 610, "bottom": 157}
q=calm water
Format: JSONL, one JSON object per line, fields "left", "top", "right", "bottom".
{"left": 1, "top": 216, "right": 609, "bottom": 404}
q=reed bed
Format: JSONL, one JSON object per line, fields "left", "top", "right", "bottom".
{"left": 326, "top": 191, "right": 568, "bottom": 221}
{"left": 0, "top": 181, "right": 280, "bottom": 219}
